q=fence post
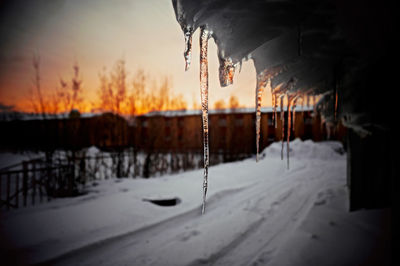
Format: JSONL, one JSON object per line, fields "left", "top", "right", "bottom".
{"left": 7, "top": 173, "right": 10, "bottom": 210}
{"left": 32, "top": 163, "right": 36, "bottom": 206}
{"left": 69, "top": 153, "right": 75, "bottom": 196}
{"left": 57, "top": 158, "right": 61, "bottom": 197}
{"left": 47, "top": 161, "right": 52, "bottom": 202}
{"left": 39, "top": 167, "right": 43, "bottom": 203}
{"left": 23, "top": 162, "right": 28, "bottom": 207}
{"left": 15, "top": 173, "right": 19, "bottom": 208}
{"left": 0, "top": 173, "right": 2, "bottom": 205}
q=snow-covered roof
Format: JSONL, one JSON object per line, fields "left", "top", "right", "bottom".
{"left": 0, "top": 112, "right": 100, "bottom": 122}
{"left": 142, "top": 106, "right": 314, "bottom": 118}
{"left": 172, "top": 0, "right": 396, "bottom": 134}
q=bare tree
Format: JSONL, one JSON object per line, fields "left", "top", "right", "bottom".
{"left": 99, "top": 61, "right": 188, "bottom": 116}
{"left": 48, "top": 91, "right": 61, "bottom": 115}
{"left": 129, "top": 70, "right": 186, "bottom": 115}
{"left": 229, "top": 95, "right": 240, "bottom": 110}
{"left": 170, "top": 93, "right": 187, "bottom": 111}
{"left": 156, "top": 77, "right": 171, "bottom": 111}
{"left": 192, "top": 93, "right": 201, "bottom": 110}
{"left": 98, "top": 59, "right": 127, "bottom": 114}
{"left": 30, "top": 55, "right": 46, "bottom": 118}
{"left": 130, "top": 69, "right": 146, "bottom": 115}
{"left": 214, "top": 99, "right": 226, "bottom": 110}
{"left": 71, "top": 63, "right": 83, "bottom": 111}
{"left": 98, "top": 68, "right": 113, "bottom": 112}
{"left": 58, "top": 62, "right": 83, "bottom": 114}
{"left": 111, "top": 59, "right": 127, "bottom": 113}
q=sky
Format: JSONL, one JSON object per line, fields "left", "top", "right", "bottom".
{"left": 0, "top": 0, "right": 271, "bottom": 113}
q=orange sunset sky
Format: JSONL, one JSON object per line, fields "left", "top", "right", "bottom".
{"left": 0, "top": 0, "right": 272, "bottom": 114}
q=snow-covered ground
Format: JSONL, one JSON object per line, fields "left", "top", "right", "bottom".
{"left": 0, "top": 139, "right": 390, "bottom": 265}
{"left": 0, "top": 151, "right": 44, "bottom": 170}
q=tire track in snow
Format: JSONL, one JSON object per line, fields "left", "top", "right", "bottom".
{"left": 37, "top": 160, "right": 345, "bottom": 266}
{"left": 245, "top": 163, "right": 345, "bottom": 266}
{"left": 149, "top": 175, "right": 298, "bottom": 266}
{"left": 193, "top": 162, "right": 339, "bottom": 266}
{"left": 185, "top": 172, "right": 307, "bottom": 266}
{"left": 37, "top": 175, "right": 291, "bottom": 266}
{"left": 35, "top": 186, "right": 249, "bottom": 266}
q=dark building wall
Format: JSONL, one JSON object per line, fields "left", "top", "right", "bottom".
{"left": 346, "top": 128, "right": 393, "bottom": 211}
{"left": 0, "top": 113, "right": 132, "bottom": 151}
{"left": 0, "top": 110, "right": 345, "bottom": 153}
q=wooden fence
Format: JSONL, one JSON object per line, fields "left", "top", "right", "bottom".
{"left": 0, "top": 150, "right": 249, "bottom": 210}
{"left": 0, "top": 159, "right": 73, "bottom": 210}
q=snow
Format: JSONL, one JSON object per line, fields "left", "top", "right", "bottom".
{"left": 0, "top": 140, "right": 389, "bottom": 265}
{"left": 0, "top": 151, "right": 44, "bottom": 170}
{"left": 143, "top": 106, "right": 314, "bottom": 118}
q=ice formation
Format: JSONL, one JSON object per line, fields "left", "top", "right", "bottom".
{"left": 199, "top": 26, "right": 210, "bottom": 214}
{"left": 280, "top": 94, "right": 285, "bottom": 161}
{"left": 183, "top": 27, "right": 193, "bottom": 71}
{"left": 255, "top": 74, "right": 263, "bottom": 162}
{"left": 286, "top": 94, "right": 293, "bottom": 169}
{"left": 171, "top": 0, "right": 394, "bottom": 212}
{"left": 218, "top": 56, "right": 235, "bottom": 87}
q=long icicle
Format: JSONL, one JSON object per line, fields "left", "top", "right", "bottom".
{"left": 286, "top": 94, "right": 292, "bottom": 169}
{"left": 334, "top": 91, "right": 338, "bottom": 121}
{"left": 274, "top": 92, "right": 279, "bottom": 128}
{"left": 255, "top": 74, "right": 264, "bottom": 162}
{"left": 272, "top": 91, "right": 276, "bottom": 127}
{"left": 280, "top": 94, "right": 285, "bottom": 160}
{"left": 267, "top": 77, "right": 275, "bottom": 128}
{"left": 292, "top": 96, "right": 298, "bottom": 131}
{"left": 200, "top": 26, "right": 210, "bottom": 214}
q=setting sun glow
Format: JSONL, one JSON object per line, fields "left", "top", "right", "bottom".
{"left": 0, "top": 0, "right": 270, "bottom": 115}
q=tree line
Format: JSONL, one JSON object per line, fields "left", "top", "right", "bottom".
{"left": 29, "top": 57, "right": 189, "bottom": 117}
{"left": 27, "top": 56, "right": 243, "bottom": 117}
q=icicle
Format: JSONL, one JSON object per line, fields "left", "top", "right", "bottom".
{"left": 272, "top": 91, "right": 276, "bottom": 126}
{"left": 200, "top": 26, "right": 210, "bottom": 214}
{"left": 286, "top": 94, "right": 292, "bottom": 169}
{"left": 183, "top": 27, "right": 193, "bottom": 71}
{"left": 292, "top": 96, "right": 298, "bottom": 131}
{"left": 219, "top": 56, "right": 235, "bottom": 87}
{"left": 334, "top": 91, "right": 338, "bottom": 121}
{"left": 280, "top": 94, "right": 285, "bottom": 160}
{"left": 326, "top": 122, "right": 332, "bottom": 139}
{"left": 266, "top": 76, "right": 272, "bottom": 93}
{"left": 274, "top": 92, "right": 279, "bottom": 129}
{"left": 264, "top": 77, "right": 274, "bottom": 128}
{"left": 255, "top": 74, "right": 264, "bottom": 162}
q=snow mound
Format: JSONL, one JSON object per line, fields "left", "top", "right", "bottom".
{"left": 264, "top": 138, "right": 345, "bottom": 160}
{"left": 86, "top": 146, "right": 101, "bottom": 156}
